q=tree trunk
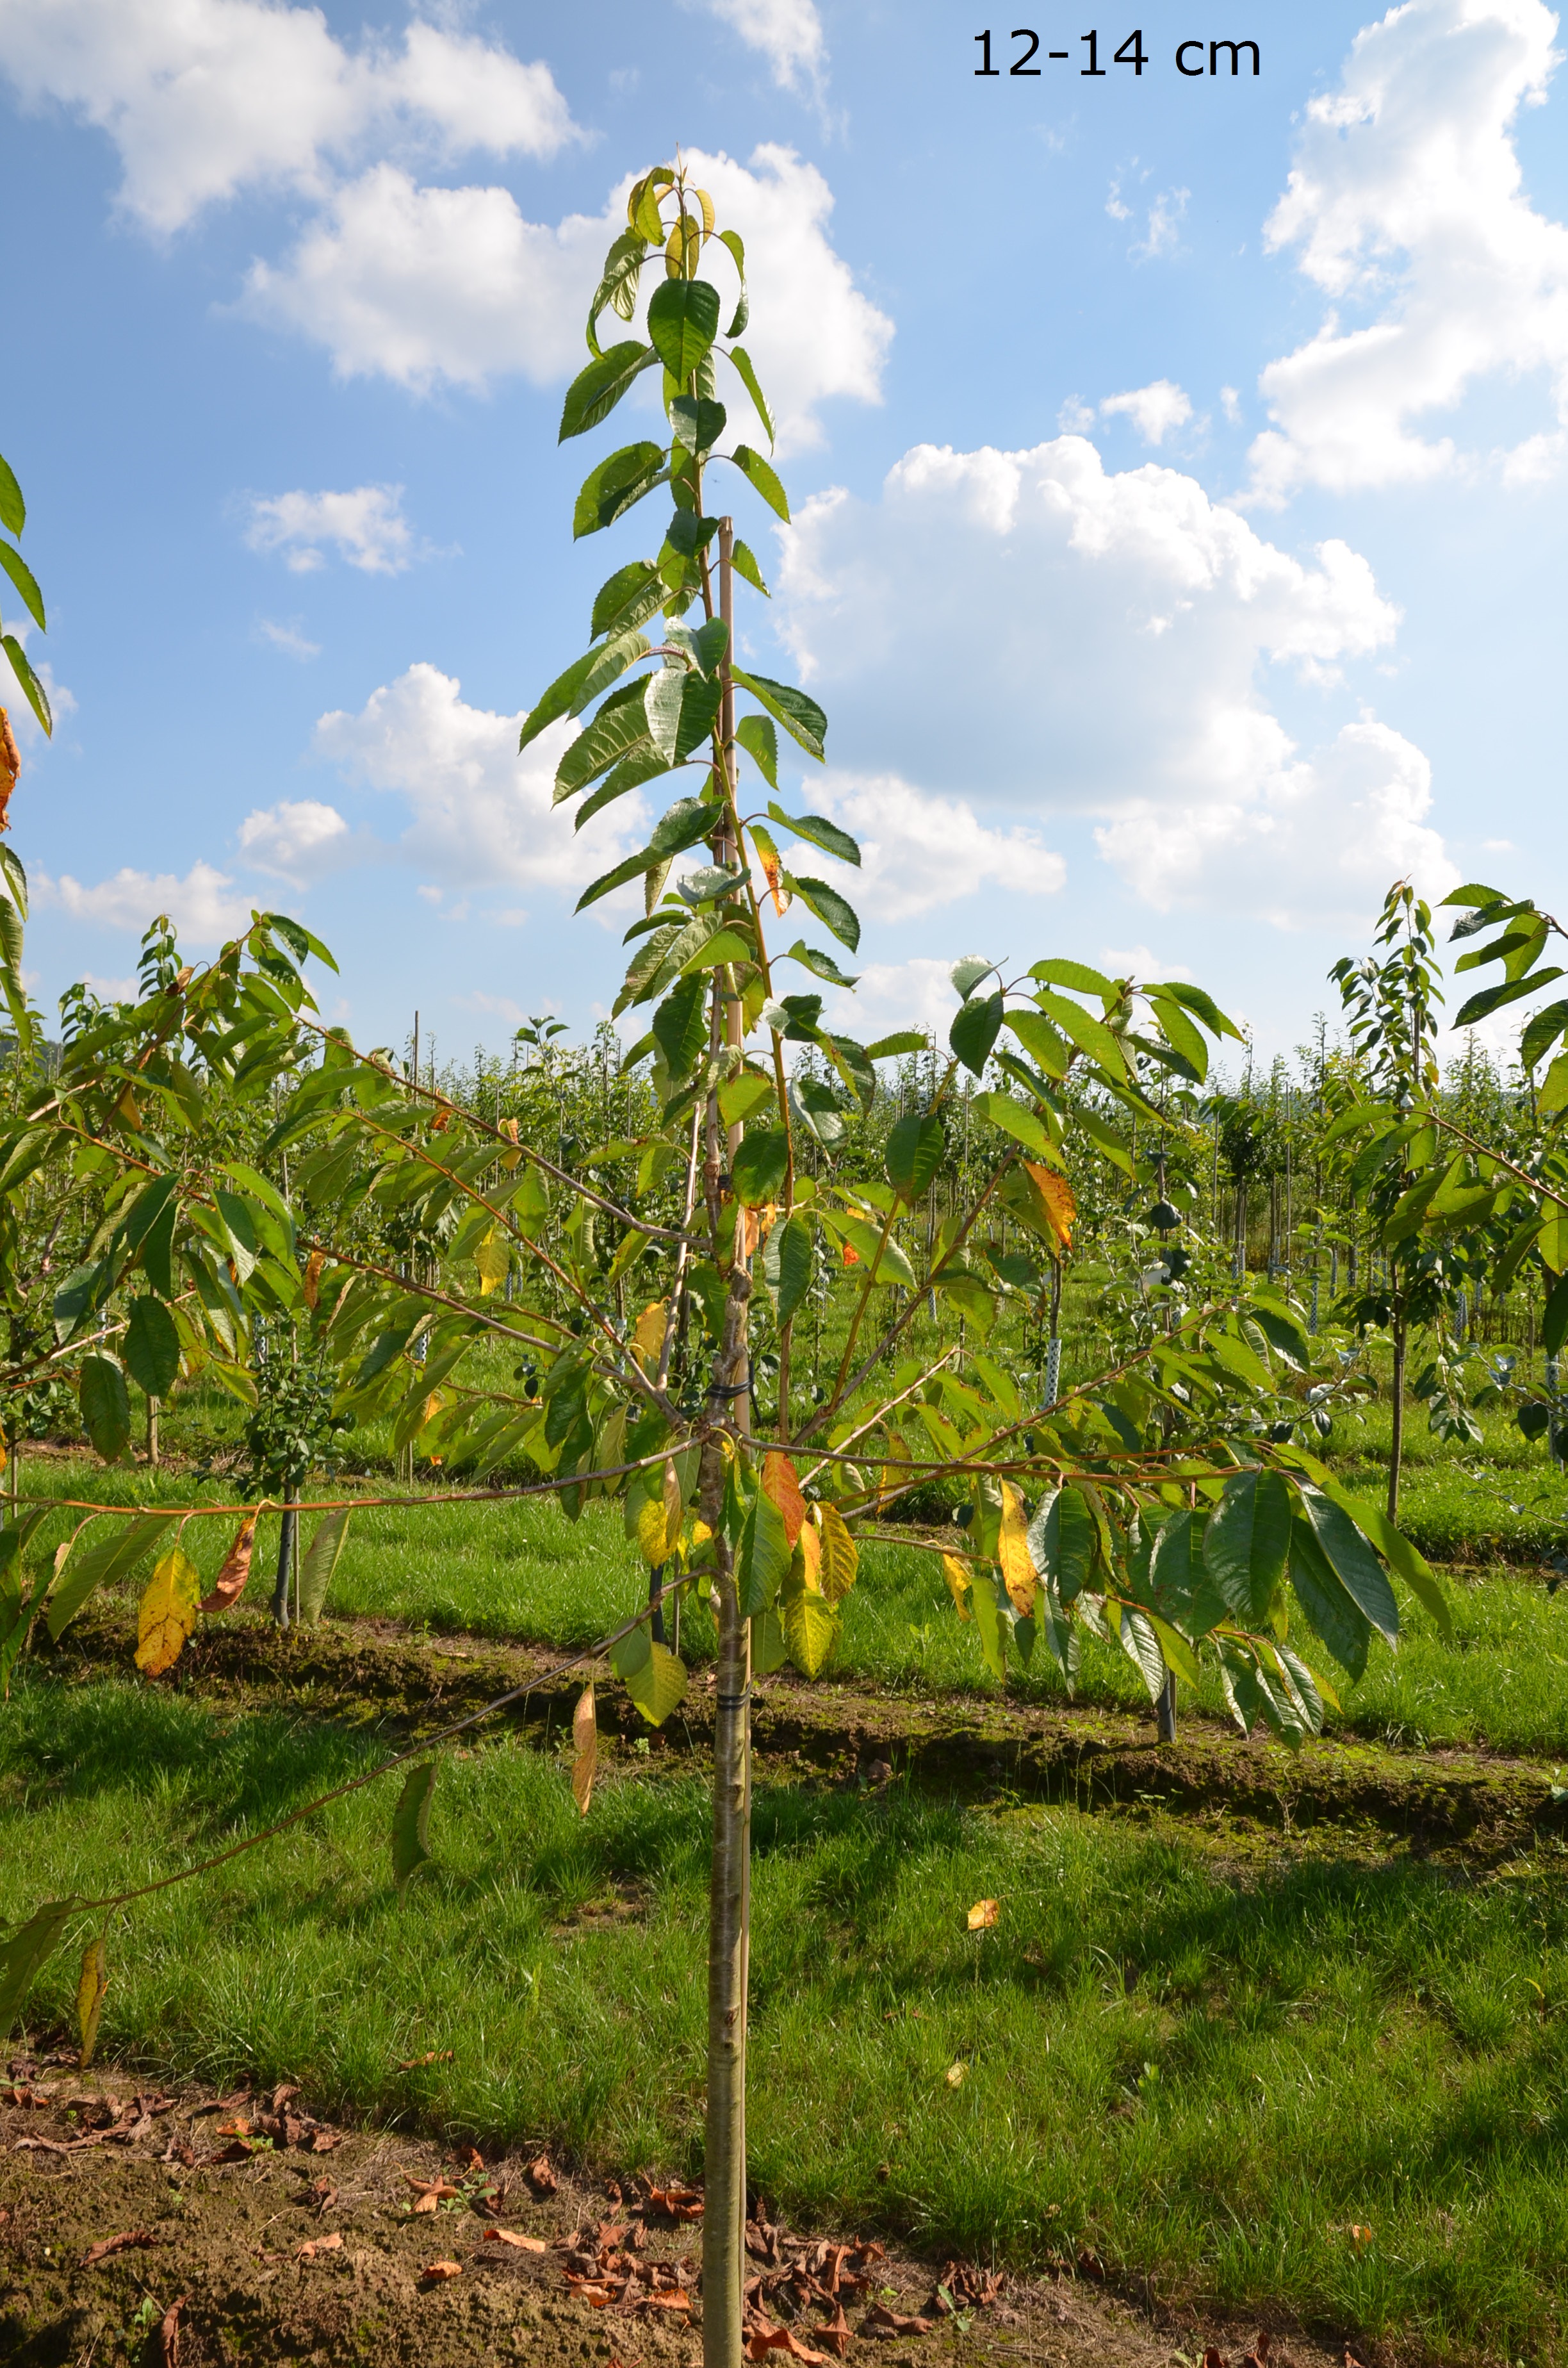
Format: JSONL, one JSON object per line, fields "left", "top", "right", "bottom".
{"left": 1387, "top": 1310, "right": 1407, "bottom": 1526}
{"left": 270, "top": 1492, "right": 297, "bottom": 1627}
{"left": 1157, "top": 1670, "right": 1177, "bottom": 1743}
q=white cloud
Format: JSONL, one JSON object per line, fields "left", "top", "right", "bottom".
{"left": 693, "top": 0, "right": 827, "bottom": 96}
{"left": 1249, "top": 0, "right": 1568, "bottom": 502}
{"left": 1102, "top": 946, "right": 1193, "bottom": 983}
{"left": 254, "top": 616, "right": 322, "bottom": 661}
{"left": 37, "top": 860, "right": 253, "bottom": 944}
{"left": 1099, "top": 380, "right": 1193, "bottom": 445}
{"left": 774, "top": 434, "right": 1438, "bottom": 928}
{"left": 805, "top": 773, "right": 1065, "bottom": 920}
{"left": 1135, "top": 186, "right": 1189, "bottom": 260}
{"left": 243, "top": 144, "right": 891, "bottom": 450}
{"left": 312, "top": 662, "right": 649, "bottom": 893}
{"left": 818, "top": 956, "right": 955, "bottom": 1046}
{"left": 0, "top": 0, "right": 579, "bottom": 233}
{"left": 238, "top": 797, "right": 354, "bottom": 884}
{"left": 244, "top": 484, "right": 414, "bottom": 575}
{"left": 1220, "top": 385, "right": 1242, "bottom": 424}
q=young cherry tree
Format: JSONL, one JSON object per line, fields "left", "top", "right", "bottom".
{"left": 1, "top": 200, "right": 1451, "bottom": 2368}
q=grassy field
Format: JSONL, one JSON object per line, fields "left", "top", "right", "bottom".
{"left": 4, "top": 1669, "right": 1567, "bottom": 2362}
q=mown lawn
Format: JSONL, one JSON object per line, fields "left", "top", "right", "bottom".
{"left": 4, "top": 1672, "right": 1568, "bottom": 2363}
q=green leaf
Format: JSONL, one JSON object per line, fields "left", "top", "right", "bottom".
{"left": 554, "top": 695, "right": 658, "bottom": 802}
{"left": 391, "top": 1763, "right": 437, "bottom": 1895}
{"left": 0, "top": 1898, "right": 79, "bottom": 2037}
{"left": 724, "top": 345, "right": 774, "bottom": 446}
{"left": 592, "top": 560, "right": 668, "bottom": 639}
{"left": 1289, "top": 1517, "right": 1369, "bottom": 1681}
{"left": 0, "top": 843, "right": 28, "bottom": 921}
{"left": 1546, "top": 1270, "right": 1568, "bottom": 1361}
{"left": 1031, "top": 957, "right": 1117, "bottom": 1001}
{"left": 970, "top": 1569, "right": 1009, "bottom": 1682}
{"left": 732, "top": 1128, "right": 790, "bottom": 1206}
{"left": 765, "top": 803, "right": 860, "bottom": 866}
{"left": 731, "top": 539, "right": 770, "bottom": 598}
{"left": 1296, "top": 1486, "right": 1398, "bottom": 1645}
{"left": 865, "top": 1031, "right": 929, "bottom": 1059}
{"left": 646, "top": 667, "right": 723, "bottom": 764}
{"left": 2, "top": 635, "right": 51, "bottom": 736}
{"left": 738, "top": 1491, "right": 792, "bottom": 1618}
{"left": 784, "top": 940, "right": 859, "bottom": 989}
{"left": 1034, "top": 990, "right": 1128, "bottom": 1080}
{"left": 1319, "top": 1484, "right": 1450, "bottom": 1641}
{"left": 0, "top": 454, "right": 23, "bottom": 538}
{"left": 1204, "top": 1470, "right": 1292, "bottom": 1626}
{"left": 885, "top": 1112, "right": 944, "bottom": 1201}
{"left": 585, "top": 227, "right": 648, "bottom": 349}
{"left": 297, "top": 1509, "right": 352, "bottom": 1624}
{"left": 737, "top": 714, "right": 778, "bottom": 787}
{"left": 1003, "top": 1007, "right": 1070, "bottom": 1079}
{"left": 1145, "top": 992, "right": 1209, "bottom": 1083}
{"left": 951, "top": 992, "right": 1004, "bottom": 1076}
{"left": 80, "top": 1355, "right": 132, "bottom": 1464}
{"left": 775, "top": 1213, "right": 815, "bottom": 1324}
{"left": 124, "top": 1298, "right": 181, "bottom": 1401}
{"left": 652, "top": 975, "right": 708, "bottom": 1077}
{"left": 670, "top": 395, "right": 726, "bottom": 456}
{"left": 972, "top": 1090, "right": 1052, "bottom": 1160}
{"left": 0, "top": 538, "right": 45, "bottom": 632}
{"left": 1521, "top": 999, "right": 1568, "bottom": 1071}
{"left": 47, "top": 1515, "right": 174, "bottom": 1641}
{"left": 1454, "top": 969, "right": 1565, "bottom": 1029}
{"left": 623, "top": 1637, "right": 688, "bottom": 1724}
{"left": 833, "top": 1211, "right": 915, "bottom": 1286}
{"left": 1148, "top": 980, "right": 1245, "bottom": 1040}
{"left": 559, "top": 342, "right": 658, "bottom": 441}
{"left": 783, "top": 1590, "right": 840, "bottom": 1678}
{"left": 646, "top": 278, "right": 721, "bottom": 380}
{"left": 787, "top": 875, "right": 859, "bottom": 953}
{"left": 1118, "top": 1604, "right": 1167, "bottom": 1703}
{"left": 731, "top": 670, "right": 827, "bottom": 762}
{"left": 578, "top": 800, "right": 715, "bottom": 911}
{"left": 572, "top": 442, "right": 667, "bottom": 540}
{"left": 727, "top": 444, "right": 790, "bottom": 520}
{"left": 1030, "top": 1486, "right": 1095, "bottom": 1603}
{"left": 576, "top": 750, "right": 674, "bottom": 831}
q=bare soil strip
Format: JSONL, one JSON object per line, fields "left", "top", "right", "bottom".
{"left": 0, "top": 2070, "right": 1363, "bottom": 2368}
{"left": 40, "top": 1608, "right": 1568, "bottom": 1865}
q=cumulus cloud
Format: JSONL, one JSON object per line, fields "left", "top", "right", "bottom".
{"left": 312, "top": 662, "right": 650, "bottom": 894}
{"left": 238, "top": 797, "right": 357, "bottom": 885}
{"left": 804, "top": 773, "right": 1065, "bottom": 920}
{"left": 244, "top": 144, "right": 890, "bottom": 448}
{"left": 1098, "top": 380, "right": 1193, "bottom": 445}
{"left": 0, "top": 0, "right": 579, "bottom": 233}
{"left": 36, "top": 860, "right": 254, "bottom": 943}
{"left": 244, "top": 484, "right": 414, "bottom": 575}
{"left": 774, "top": 434, "right": 1439, "bottom": 926}
{"left": 817, "top": 957, "right": 955, "bottom": 1046}
{"left": 692, "top": 0, "right": 827, "bottom": 96}
{"left": 1249, "top": 0, "right": 1568, "bottom": 502}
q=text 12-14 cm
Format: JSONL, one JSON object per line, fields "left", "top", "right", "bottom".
{"left": 975, "top": 31, "right": 1260, "bottom": 76}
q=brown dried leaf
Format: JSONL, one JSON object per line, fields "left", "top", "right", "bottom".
{"left": 295, "top": 2232, "right": 343, "bottom": 2262}
{"left": 159, "top": 2294, "right": 187, "bottom": 2368}
{"left": 863, "top": 2301, "right": 935, "bottom": 2337}
{"left": 420, "top": 2258, "right": 462, "bottom": 2282}
{"left": 748, "top": 2328, "right": 830, "bottom": 2364}
{"left": 83, "top": 2229, "right": 162, "bottom": 2266}
{"left": 199, "top": 1517, "right": 257, "bottom": 1615}
{"left": 644, "top": 2183, "right": 703, "bottom": 2221}
{"left": 524, "top": 2153, "right": 559, "bottom": 2196}
{"left": 484, "top": 2227, "right": 548, "bottom": 2253}
{"left": 302, "top": 1250, "right": 325, "bottom": 1311}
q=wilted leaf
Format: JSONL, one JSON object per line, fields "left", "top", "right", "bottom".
{"left": 484, "top": 2227, "right": 548, "bottom": 2253}
{"left": 420, "top": 2259, "right": 462, "bottom": 2282}
{"left": 392, "top": 1763, "right": 437, "bottom": 1895}
{"left": 942, "top": 1554, "right": 972, "bottom": 1620}
{"left": 1022, "top": 1162, "right": 1075, "bottom": 1252}
{"left": 967, "top": 1898, "right": 1000, "bottom": 1930}
{"left": 135, "top": 1548, "right": 203, "bottom": 1677}
{"left": 199, "top": 1515, "right": 256, "bottom": 1615}
{"left": 76, "top": 1936, "right": 108, "bottom": 2069}
{"left": 571, "top": 1684, "right": 598, "bottom": 1816}
{"left": 159, "top": 2292, "right": 186, "bottom": 2366}
{"left": 83, "top": 2230, "right": 163, "bottom": 2267}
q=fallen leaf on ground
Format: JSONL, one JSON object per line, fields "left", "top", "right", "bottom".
{"left": 944, "top": 2062, "right": 966, "bottom": 2087}
{"left": 747, "top": 2327, "right": 830, "bottom": 2363}
{"left": 483, "top": 2227, "right": 548, "bottom": 2253}
{"left": 643, "top": 2183, "right": 703, "bottom": 2221}
{"left": 307, "top": 2180, "right": 337, "bottom": 2217}
{"left": 967, "top": 1898, "right": 1000, "bottom": 1930}
{"left": 83, "top": 2230, "right": 162, "bottom": 2265}
{"left": 420, "top": 2259, "right": 462, "bottom": 2282}
{"left": 295, "top": 2232, "right": 343, "bottom": 2262}
{"left": 862, "top": 2301, "right": 935, "bottom": 2337}
{"left": 396, "top": 2050, "right": 453, "bottom": 2069}
{"left": 159, "top": 2294, "right": 186, "bottom": 2368}
{"left": 309, "top": 2129, "right": 341, "bottom": 2151}
{"left": 524, "top": 2152, "right": 559, "bottom": 2195}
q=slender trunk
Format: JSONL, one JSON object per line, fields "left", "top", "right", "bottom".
{"left": 147, "top": 1395, "right": 159, "bottom": 1468}
{"left": 1156, "top": 1670, "right": 1177, "bottom": 1743}
{"left": 270, "top": 1492, "right": 297, "bottom": 1627}
{"left": 1387, "top": 1310, "right": 1407, "bottom": 1526}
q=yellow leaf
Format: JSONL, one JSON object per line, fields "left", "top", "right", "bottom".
{"left": 473, "top": 1229, "right": 510, "bottom": 1296}
{"left": 763, "top": 1451, "right": 808, "bottom": 1547}
{"left": 135, "top": 1546, "right": 202, "bottom": 1677}
{"left": 967, "top": 1898, "right": 1000, "bottom": 1930}
{"left": 499, "top": 1117, "right": 521, "bottom": 1172}
{"left": 632, "top": 1299, "right": 668, "bottom": 1372}
{"left": 1023, "top": 1160, "right": 1076, "bottom": 1253}
{"left": 997, "top": 1481, "right": 1037, "bottom": 1616}
{"left": 302, "top": 1248, "right": 325, "bottom": 1310}
{"left": 945, "top": 2062, "right": 967, "bottom": 2087}
{"left": 76, "top": 1936, "right": 108, "bottom": 2069}
{"left": 942, "top": 1554, "right": 973, "bottom": 1621}
{"left": 797, "top": 1523, "right": 822, "bottom": 1593}
{"left": 571, "top": 1685, "right": 597, "bottom": 1816}
{"left": 783, "top": 1589, "right": 840, "bottom": 1678}
{"left": 817, "top": 1503, "right": 858, "bottom": 1604}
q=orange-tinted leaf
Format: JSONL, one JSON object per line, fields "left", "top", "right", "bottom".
{"left": 747, "top": 2329, "right": 829, "bottom": 2364}
{"left": 484, "top": 2227, "right": 548, "bottom": 2253}
{"left": 840, "top": 1240, "right": 860, "bottom": 1266}
{"left": 571, "top": 1684, "right": 598, "bottom": 1816}
{"left": 199, "top": 1516, "right": 257, "bottom": 1615}
{"left": 302, "top": 1249, "right": 325, "bottom": 1310}
{"left": 420, "top": 2258, "right": 462, "bottom": 2282}
{"left": 295, "top": 2233, "right": 343, "bottom": 2262}
{"left": 1023, "top": 1160, "right": 1075, "bottom": 1253}
{"left": 967, "top": 1898, "right": 1000, "bottom": 1930}
{"left": 762, "top": 1452, "right": 808, "bottom": 1547}
{"left": 525, "top": 2153, "right": 559, "bottom": 2196}
{"left": 0, "top": 707, "right": 19, "bottom": 816}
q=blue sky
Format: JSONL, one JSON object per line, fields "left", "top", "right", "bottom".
{"left": 3, "top": 0, "right": 1565, "bottom": 1068}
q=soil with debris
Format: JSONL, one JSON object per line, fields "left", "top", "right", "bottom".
{"left": 42, "top": 1602, "right": 1568, "bottom": 1868}
{"left": 0, "top": 2066, "right": 1362, "bottom": 2368}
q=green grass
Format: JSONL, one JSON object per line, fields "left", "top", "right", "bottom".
{"left": 6, "top": 1672, "right": 1568, "bottom": 2362}
{"left": 18, "top": 1452, "right": 1568, "bottom": 1755}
